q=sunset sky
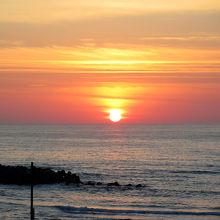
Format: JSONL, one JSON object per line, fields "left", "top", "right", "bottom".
{"left": 0, "top": 0, "right": 220, "bottom": 123}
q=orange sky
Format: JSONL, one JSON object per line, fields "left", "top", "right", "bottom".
{"left": 0, "top": 0, "right": 220, "bottom": 123}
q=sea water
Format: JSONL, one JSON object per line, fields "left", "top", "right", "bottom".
{"left": 0, "top": 124, "right": 219, "bottom": 219}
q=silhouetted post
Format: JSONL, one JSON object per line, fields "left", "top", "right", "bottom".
{"left": 30, "top": 162, "right": 35, "bottom": 220}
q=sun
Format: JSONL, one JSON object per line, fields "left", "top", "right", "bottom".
{"left": 109, "top": 109, "right": 122, "bottom": 122}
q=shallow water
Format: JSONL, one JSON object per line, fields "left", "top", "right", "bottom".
{"left": 0, "top": 124, "right": 219, "bottom": 219}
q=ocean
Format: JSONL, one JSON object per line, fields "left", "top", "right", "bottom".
{"left": 0, "top": 124, "right": 219, "bottom": 219}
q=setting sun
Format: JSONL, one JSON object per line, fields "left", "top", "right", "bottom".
{"left": 109, "top": 109, "right": 122, "bottom": 122}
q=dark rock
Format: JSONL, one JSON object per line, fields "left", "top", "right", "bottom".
{"left": 96, "top": 182, "right": 103, "bottom": 185}
{"left": 107, "top": 181, "right": 120, "bottom": 187}
{"left": 86, "top": 181, "right": 96, "bottom": 186}
{"left": 0, "top": 164, "right": 142, "bottom": 189}
{"left": 0, "top": 164, "right": 81, "bottom": 185}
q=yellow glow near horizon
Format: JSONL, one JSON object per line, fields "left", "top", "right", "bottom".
{"left": 1, "top": 46, "right": 220, "bottom": 74}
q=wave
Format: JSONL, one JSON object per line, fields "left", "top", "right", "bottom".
{"left": 171, "top": 170, "right": 219, "bottom": 175}
{"left": 54, "top": 205, "right": 220, "bottom": 216}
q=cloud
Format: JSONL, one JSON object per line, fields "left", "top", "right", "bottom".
{"left": 0, "top": 11, "right": 220, "bottom": 49}
{"left": 1, "top": 0, "right": 220, "bottom": 23}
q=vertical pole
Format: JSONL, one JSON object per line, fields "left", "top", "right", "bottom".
{"left": 30, "top": 162, "right": 35, "bottom": 220}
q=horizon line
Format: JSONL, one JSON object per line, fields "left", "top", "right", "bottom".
{"left": 0, "top": 122, "right": 219, "bottom": 125}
